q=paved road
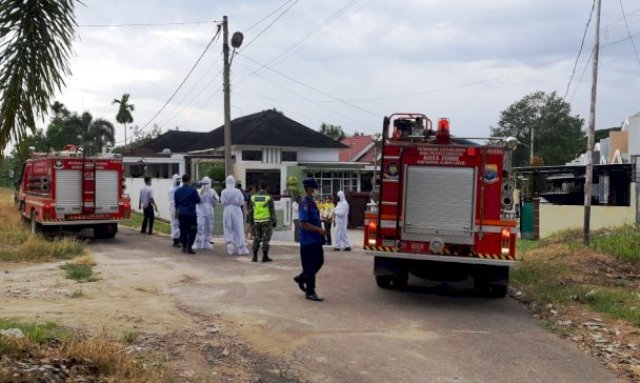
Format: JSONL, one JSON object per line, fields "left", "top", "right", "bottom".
{"left": 90, "top": 229, "right": 618, "bottom": 383}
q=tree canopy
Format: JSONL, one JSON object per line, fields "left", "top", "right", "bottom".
{"left": 490, "top": 91, "right": 584, "bottom": 167}
{"left": 112, "top": 93, "right": 135, "bottom": 145}
{"left": 0, "top": 0, "right": 77, "bottom": 157}
{"left": 319, "top": 123, "right": 346, "bottom": 141}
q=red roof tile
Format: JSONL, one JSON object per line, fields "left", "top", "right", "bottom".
{"left": 339, "top": 136, "right": 374, "bottom": 162}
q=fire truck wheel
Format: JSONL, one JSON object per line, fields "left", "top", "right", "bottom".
{"left": 487, "top": 284, "right": 507, "bottom": 299}
{"left": 375, "top": 274, "right": 408, "bottom": 290}
{"left": 94, "top": 224, "right": 117, "bottom": 239}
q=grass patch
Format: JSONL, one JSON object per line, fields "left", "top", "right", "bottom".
{"left": 0, "top": 319, "right": 174, "bottom": 381}
{"left": 123, "top": 212, "right": 171, "bottom": 235}
{"left": 120, "top": 329, "right": 140, "bottom": 344}
{"left": 590, "top": 225, "right": 640, "bottom": 262}
{"left": 61, "top": 263, "right": 95, "bottom": 282}
{"left": 0, "top": 188, "right": 85, "bottom": 262}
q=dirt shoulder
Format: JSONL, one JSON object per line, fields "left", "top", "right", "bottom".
{"left": 512, "top": 230, "right": 640, "bottom": 382}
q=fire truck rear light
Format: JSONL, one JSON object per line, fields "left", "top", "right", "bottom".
{"left": 367, "top": 221, "right": 377, "bottom": 246}
{"left": 501, "top": 228, "right": 511, "bottom": 256}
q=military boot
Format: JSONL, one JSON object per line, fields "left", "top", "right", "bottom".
{"left": 252, "top": 249, "right": 258, "bottom": 262}
{"left": 262, "top": 250, "right": 273, "bottom": 263}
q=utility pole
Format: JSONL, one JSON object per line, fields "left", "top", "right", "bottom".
{"left": 223, "top": 16, "right": 232, "bottom": 176}
{"left": 530, "top": 123, "right": 534, "bottom": 164}
{"left": 584, "top": 0, "right": 602, "bottom": 244}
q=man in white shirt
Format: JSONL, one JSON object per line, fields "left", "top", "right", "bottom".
{"left": 139, "top": 176, "right": 158, "bottom": 234}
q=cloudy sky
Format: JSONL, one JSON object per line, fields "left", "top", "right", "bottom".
{"left": 56, "top": 0, "right": 640, "bottom": 144}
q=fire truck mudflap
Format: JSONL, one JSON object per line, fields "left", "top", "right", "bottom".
{"left": 363, "top": 113, "right": 518, "bottom": 298}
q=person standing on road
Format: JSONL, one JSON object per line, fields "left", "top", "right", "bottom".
{"left": 222, "top": 175, "right": 250, "bottom": 256}
{"left": 250, "top": 180, "right": 276, "bottom": 263}
{"left": 194, "top": 176, "right": 219, "bottom": 250}
{"left": 139, "top": 176, "right": 158, "bottom": 235}
{"left": 168, "top": 174, "right": 181, "bottom": 247}
{"left": 174, "top": 174, "right": 200, "bottom": 254}
{"left": 244, "top": 184, "right": 256, "bottom": 240}
{"left": 320, "top": 196, "right": 334, "bottom": 246}
{"left": 333, "top": 191, "right": 352, "bottom": 251}
{"left": 294, "top": 178, "right": 326, "bottom": 302}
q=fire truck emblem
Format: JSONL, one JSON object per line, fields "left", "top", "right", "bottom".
{"left": 384, "top": 162, "right": 399, "bottom": 179}
{"left": 54, "top": 160, "right": 64, "bottom": 169}
{"left": 483, "top": 164, "right": 499, "bottom": 183}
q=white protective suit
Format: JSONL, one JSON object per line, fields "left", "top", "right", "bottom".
{"left": 168, "top": 174, "right": 181, "bottom": 242}
{"left": 193, "top": 177, "right": 219, "bottom": 250}
{"left": 333, "top": 191, "right": 352, "bottom": 249}
{"left": 221, "top": 175, "right": 250, "bottom": 255}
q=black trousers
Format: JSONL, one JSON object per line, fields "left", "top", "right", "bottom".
{"left": 293, "top": 219, "right": 301, "bottom": 243}
{"left": 141, "top": 205, "right": 155, "bottom": 234}
{"left": 178, "top": 215, "right": 197, "bottom": 250}
{"left": 322, "top": 221, "right": 332, "bottom": 245}
{"left": 299, "top": 244, "right": 324, "bottom": 295}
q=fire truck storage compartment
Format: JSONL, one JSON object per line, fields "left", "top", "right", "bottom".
{"left": 95, "top": 170, "right": 119, "bottom": 213}
{"left": 402, "top": 165, "right": 476, "bottom": 244}
{"left": 55, "top": 169, "right": 82, "bottom": 215}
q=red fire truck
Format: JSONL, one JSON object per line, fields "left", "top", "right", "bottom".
{"left": 364, "top": 113, "right": 518, "bottom": 298}
{"left": 16, "top": 145, "right": 131, "bottom": 238}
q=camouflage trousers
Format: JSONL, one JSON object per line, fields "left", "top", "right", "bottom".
{"left": 253, "top": 221, "right": 273, "bottom": 253}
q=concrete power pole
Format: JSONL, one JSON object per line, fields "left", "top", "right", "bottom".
{"left": 223, "top": 16, "right": 232, "bottom": 176}
{"left": 583, "top": 0, "right": 602, "bottom": 244}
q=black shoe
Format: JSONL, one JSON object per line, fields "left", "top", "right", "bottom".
{"left": 262, "top": 251, "right": 272, "bottom": 263}
{"left": 182, "top": 247, "right": 187, "bottom": 253}
{"left": 140, "top": 231, "right": 146, "bottom": 234}
{"left": 306, "top": 293, "right": 324, "bottom": 302}
{"left": 293, "top": 275, "right": 306, "bottom": 293}
{"left": 344, "top": 247, "right": 351, "bottom": 252}
{"left": 187, "top": 249, "right": 196, "bottom": 255}
{"left": 252, "top": 253, "right": 258, "bottom": 262}
{"left": 173, "top": 241, "right": 181, "bottom": 248}
{"left": 333, "top": 248, "right": 340, "bottom": 251}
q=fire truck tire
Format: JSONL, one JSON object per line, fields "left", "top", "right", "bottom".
{"left": 375, "top": 274, "right": 408, "bottom": 290}
{"left": 488, "top": 284, "right": 508, "bottom": 299}
{"left": 94, "top": 223, "right": 117, "bottom": 239}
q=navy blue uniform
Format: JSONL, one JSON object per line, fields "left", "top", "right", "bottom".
{"left": 174, "top": 184, "right": 200, "bottom": 251}
{"left": 298, "top": 195, "right": 324, "bottom": 295}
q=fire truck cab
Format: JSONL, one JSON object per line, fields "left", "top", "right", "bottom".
{"left": 364, "top": 113, "right": 518, "bottom": 298}
{"left": 16, "top": 145, "right": 131, "bottom": 239}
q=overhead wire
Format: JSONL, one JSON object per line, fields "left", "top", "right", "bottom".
{"left": 240, "top": 0, "right": 300, "bottom": 52}
{"left": 564, "top": 0, "right": 596, "bottom": 100}
{"left": 115, "top": 23, "right": 222, "bottom": 144}
{"left": 79, "top": 20, "right": 220, "bottom": 28}
{"left": 618, "top": 0, "right": 640, "bottom": 68}
{"left": 243, "top": 0, "right": 297, "bottom": 32}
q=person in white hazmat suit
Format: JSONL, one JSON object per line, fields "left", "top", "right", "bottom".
{"left": 333, "top": 191, "right": 352, "bottom": 251}
{"left": 221, "top": 175, "right": 250, "bottom": 255}
{"left": 168, "top": 174, "right": 181, "bottom": 247}
{"left": 193, "top": 176, "right": 219, "bottom": 250}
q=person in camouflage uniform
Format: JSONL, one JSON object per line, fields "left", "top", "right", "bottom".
{"left": 250, "top": 180, "right": 276, "bottom": 262}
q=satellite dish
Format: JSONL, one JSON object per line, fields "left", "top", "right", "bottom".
{"left": 231, "top": 32, "right": 244, "bottom": 48}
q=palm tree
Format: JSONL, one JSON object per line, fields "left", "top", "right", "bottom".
{"left": 80, "top": 112, "right": 115, "bottom": 155}
{"left": 0, "top": 0, "right": 78, "bottom": 159}
{"left": 112, "top": 94, "right": 135, "bottom": 146}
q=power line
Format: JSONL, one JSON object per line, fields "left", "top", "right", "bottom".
{"left": 234, "top": 0, "right": 364, "bottom": 87}
{"left": 116, "top": 24, "right": 222, "bottom": 144}
{"left": 240, "top": 0, "right": 300, "bottom": 52}
{"left": 564, "top": 0, "right": 596, "bottom": 100}
{"left": 619, "top": 0, "right": 640, "bottom": 68}
{"left": 79, "top": 20, "right": 220, "bottom": 28}
{"left": 243, "top": 0, "right": 297, "bottom": 32}
{"left": 238, "top": 53, "right": 378, "bottom": 117}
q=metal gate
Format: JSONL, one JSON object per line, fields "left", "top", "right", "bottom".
{"left": 402, "top": 166, "right": 476, "bottom": 244}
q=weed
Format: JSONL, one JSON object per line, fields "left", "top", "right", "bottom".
{"left": 590, "top": 225, "right": 640, "bottom": 262}
{"left": 0, "top": 319, "right": 70, "bottom": 344}
{"left": 541, "top": 319, "right": 573, "bottom": 337}
{"left": 61, "top": 264, "right": 95, "bottom": 282}
{"left": 120, "top": 329, "right": 140, "bottom": 344}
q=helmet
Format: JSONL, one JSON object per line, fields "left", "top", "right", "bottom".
{"left": 302, "top": 177, "right": 319, "bottom": 189}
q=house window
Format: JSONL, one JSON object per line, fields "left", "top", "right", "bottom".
{"left": 242, "top": 150, "right": 263, "bottom": 161}
{"left": 308, "top": 171, "right": 360, "bottom": 198}
{"left": 282, "top": 151, "right": 297, "bottom": 162}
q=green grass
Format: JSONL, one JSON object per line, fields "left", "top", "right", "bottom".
{"left": 120, "top": 329, "right": 140, "bottom": 344}
{"left": 590, "top": 225, "right": 640, "bottom": 262}
{"left": 0, "top": 319, "right": 70, "bottom": 353}
{"left": 60, "top": 263, "right": 96, "bottom": 282}
{"left": 123, "top": 212, "right": 171, "bottom": 235}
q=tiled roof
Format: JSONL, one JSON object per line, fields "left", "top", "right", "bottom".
{"left": 134, "top": 110, "right": 346, "bottom": 154}
{"left": 339, "top": 135, "right": 374, "bottom": 162}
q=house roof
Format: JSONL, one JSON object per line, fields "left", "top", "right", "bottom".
{"left": 134, "top": 110, "right": 346, "bottom": 154}
{"left": 339, "top": 135, "right": 375, "bottom": 162}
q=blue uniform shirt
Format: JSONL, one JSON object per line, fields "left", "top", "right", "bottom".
{"left": 299, "top": 195, "right": 323, "bottom": 246}
{"left": 174, "top": 184, "right": 200, "bottom": 216}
